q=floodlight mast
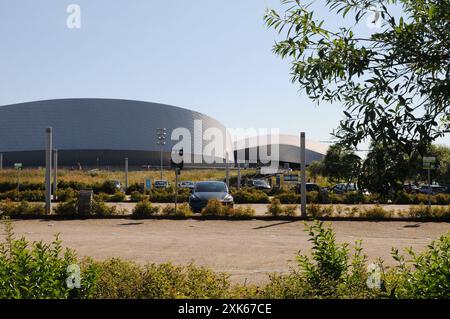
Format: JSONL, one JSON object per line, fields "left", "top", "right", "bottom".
{"left": 156, "top": 128, "right": 167, "bottom": 180}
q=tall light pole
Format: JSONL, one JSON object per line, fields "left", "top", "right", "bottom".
{"left": 300, "top": 132, "right": 307, "bottom": 217}
{"left": 45, "top": 127, "right": 53, "bottom": 215}
{"left": 156, "top": 128, "right": 167, "bottom": 180}
{"left": 53, "top": 149, "right": 58, "bottom": 200}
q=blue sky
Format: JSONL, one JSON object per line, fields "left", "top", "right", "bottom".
{"left": 0, "top": 0, "right": 448, "bottom": 147}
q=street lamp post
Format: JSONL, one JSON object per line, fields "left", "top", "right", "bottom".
{"left": 156, "top": 128, "right": 167, "bottom": 180}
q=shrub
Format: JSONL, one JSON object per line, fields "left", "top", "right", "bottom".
{"left": 57, "top": 188, "right": 78, "bottom": 202}
{"left": 328, "top": 193, "right": 345, "bottom": 204}
{"left": 0, "top": 220, "right": 96, "bottom": 298}
{"left": 109, "top": 192, "right": 126, "bottom": 203}
{"left": 201, "top": 199, "right": 226, "bottom": 217}
{"left": 140, "top": 263, "right": 230, "bottom": 299}
{"left": 275, "top": 193, "right": 300, "bottom": 204}
{"left": 284, "top": 205, "right": 298, "bottom": 217}
{"left": 306, "top": 191, "right": 319, "bottom": 203}
{"left": 307, "top": 204, "right": 333, "bottom": 218}
{"left": 233, "top": 188, "right": 269, "bottom": 204}
{"left": 90, "top": 260, "right": 231, "bottom": 299}
{"left": 148, "top": 189, "right": 190, "bottom": 203}
{"left": 266, "top": 198, "right": 298, "bottom": 217}
{"left": 88, "top": 258, "right": 143, "bottom": 299}
{"left": 161, "top": 203, "right": 193, "bottom": 218}
{"left": 225, "top": 206, "right": 256, "bottom": 219}
{"left": 267, "top": 198, "right": 284, "bottom": 216}
{"left": 54, "top": 199, "right": 78, "bottom": 215}
{"left": 92, "top": 200, "right": 120, "bottom": 216}
{"left": 99, "top": 180, "right": 119, "bottom": 194}
{"left": 54, "top": 198, "right": 121, "bottom": 216}
{"left": 394, "top": 191, "right": 413, "bottom": 205}
{"left": 132, "top": 200, "right": 160, "bottom": 218}
{"left": 262, "top": 221, "right": 379, "bottom": 299}
{"left": 359, "top": 205, "right": 392, "bottom": 219}
{"left": 343, "top": 191, "right": 366, "bottom": 204}
{"left": 434, "top": 193, "right": 450, "bottom": 205}
{"left": 0, "top": 200, "right": 45, "bottom": 217}
{"left": 389, "top": 232, "right": 450, "bottom": 299}
{"left": 408, "top": 204, "right": 450, "bottom": 220}
{"left": 130, "top": 191, "right": 147, "bottom": 202}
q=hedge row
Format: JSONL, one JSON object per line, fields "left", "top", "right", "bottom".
{"left": 275, "top": 191, "right": 450, "bottom": 205}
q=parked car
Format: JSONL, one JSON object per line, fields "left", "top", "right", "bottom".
{"left": 295, "top": 183, "right": 321, "bottom": 194}
{"left": 403, "top": 184, "right": 420, "bottom": 194}
{"left": 250, "top": 179, "right": 271, "bottom": 190}
{"left": 112, "top": 180, "right": 123, "bottom": 192}
{"left": 329, "top": 183, "right": 369, "bottom": 195}
{"left": 189, "top": 181, "right": 233, "bottom": 213}
{"left": 178, "top": 181, "right": 195, "bottom": 190}
{"left": 154, "top": 180, "right": 170, "bottom": 189}
{"left": 418, "top": 184, "right": 447, "bottom": 195}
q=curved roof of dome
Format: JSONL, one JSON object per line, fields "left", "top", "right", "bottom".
{"left": 233, "top": 134, "right": 328, "bottom": 155}
{"left": 0, "top": 98, "right": 228, "bottom": 155}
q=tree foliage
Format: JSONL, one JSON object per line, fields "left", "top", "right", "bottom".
{"left": 265, "top": 0, "right": 450, "bottom": 154}
{"left": 322, "top": 144, "right": 361, "bottom": 182}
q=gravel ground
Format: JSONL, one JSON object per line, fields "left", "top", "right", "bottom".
{"left": 8, "top": 218, "right": 449, "bottom": 284}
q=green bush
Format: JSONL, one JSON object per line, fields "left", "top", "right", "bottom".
{"left": 275, "top": 193, "right": 300, "bottom": 204}
{"left": 0, "top": 220, "right": 96, "bottom": 298}
{"left": 92, "top": 200, "right": 120, "bottom": 216}
{"left": 262, "top": 221, "right": 379, "bottom": 299}
{"left": 307, "top": 204, "right": 333, "bottom": 218}
{"left": 132, "top": 200, "right": 160, "bottom": 218}
{"left": 394, "top": 191, "right": 413, "bottom": 204}
{"left": 225, "top": 206, "right": 256, "bottom": 219}
{"left": 54, "top": 198, "right": 121, "bottom": 216}
{"left": 267, "top": 198, "right": 284, "bottom": 216}
{"left": 389, "top": 232, "right": 450, "bottom": 299}
{"left": 90, "top": 260, "right": 231, "bottom": 299}
{"left": 161, "top": 203, "right": 193, "bottom": 218}
{"left": 233, "top": 188, "right": 269, "bottom": 204}
{"left": 130, "top": 191, "right": 147, "bottom": 202}
{"left": 57, "top": 188, "right": 78, "bottom": 202}
{"left": 109, "top": 191, "right": 126, "bottom": 203}
{"left": 148, "top": 189, "right": 189, "bottom": 203}
{"left": 201, "top": 199, "right": 227, "bottom": 217}
{"left": 359, "top": 205, "right": 392, "bottom": 219}
{"left": 343, "top": 191, "right": 366, "bottom": 204}
{"left": 266, "top": 198, "right": 298, "bottom": 216}
{"left": 408, "top": 204, "right": 450, "bottom": 220}
{"left": 0, "top": 200, "right": 45, "bottom": 217}
{"left": 54, "top": 199, "right": 78, "bottom": 215}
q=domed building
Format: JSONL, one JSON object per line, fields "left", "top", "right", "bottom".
{"left": 0, "top": 98, "right": 230, "bottom": 167}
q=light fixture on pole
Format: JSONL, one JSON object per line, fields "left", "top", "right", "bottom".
{"left": 156, "top": 128, "right": 167, "bottom": 180}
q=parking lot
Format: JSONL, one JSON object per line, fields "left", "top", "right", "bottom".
{"left": 8, "top": 219, "right": 449, "bottom": 284}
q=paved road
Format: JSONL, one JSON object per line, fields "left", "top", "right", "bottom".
{"left": 9, "top": 219, "right": 449, "bottom": 284}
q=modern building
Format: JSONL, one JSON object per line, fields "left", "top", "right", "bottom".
{"left": 233, "top": 134, "right": 328, "bottom": 169}
{"left": 0, "top": 98, "right": 231, "bottom": 167}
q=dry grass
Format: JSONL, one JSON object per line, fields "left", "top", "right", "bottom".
{"left": 0, "top": 168, "right": 255, "bottom": 185}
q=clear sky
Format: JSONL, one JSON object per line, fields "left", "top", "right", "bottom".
{"left": 0, "top": 0, "right": 448, "bottom": 147}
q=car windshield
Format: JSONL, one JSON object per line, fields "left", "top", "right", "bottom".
{"left": 195, "top": 182, "right": 227, "bottom": 193}
{"left": 155, "top": 181, "right": 166, "bottom": 185}
{"left": 253, "top": 180, "right": 267, "bottom": 186}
